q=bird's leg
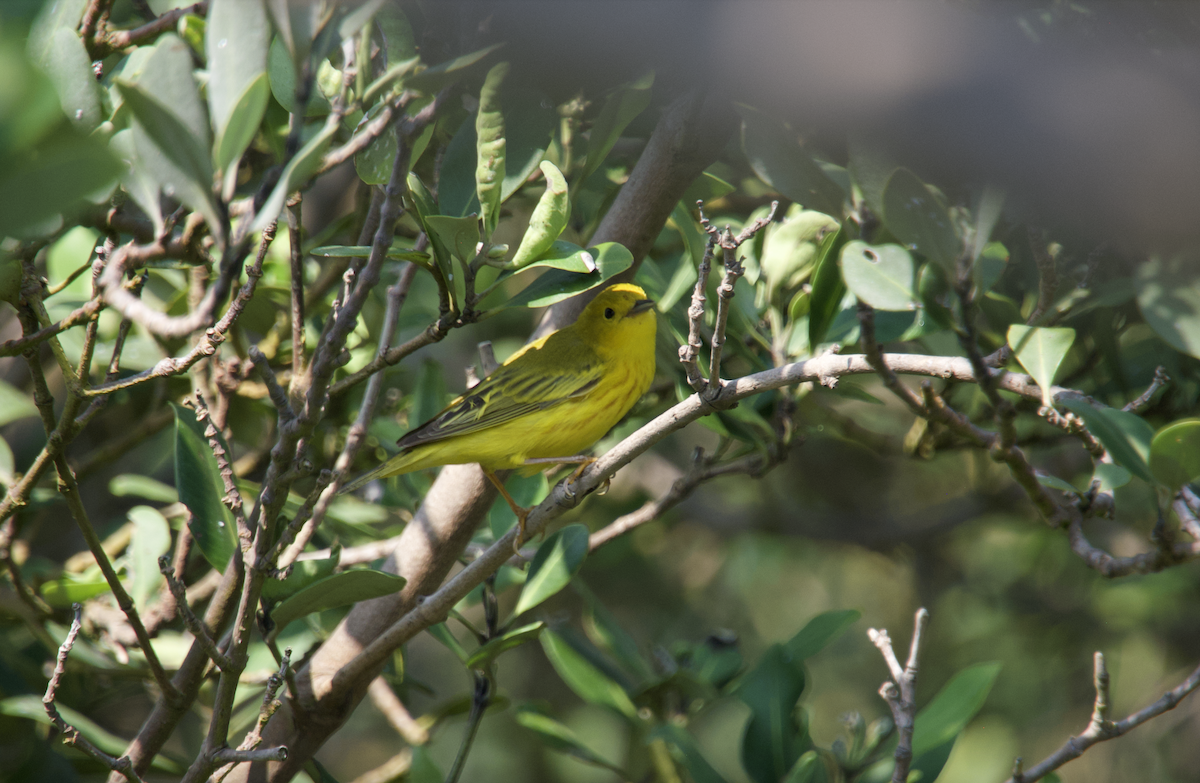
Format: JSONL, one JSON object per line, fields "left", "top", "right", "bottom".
{"left": 524, "top": 455, "right": 599, "bottom": 500}
{"left": 482, "top": 468, "right": 530, "bottom": 555}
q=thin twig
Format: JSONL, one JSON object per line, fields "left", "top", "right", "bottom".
{"left": 679, "top": 208, "right": 716, "bottom": 393}
{"left": 368, "top": 676, "right": 430, "bottom": 746}
{"left": 43, "top": 605, "right": 146, "bottom": 782}
{"left": 287, "top": 205, "right": 307, "bottom": 381}
{"left": 868, "top": 608, "right": 929, "bottom": 783}
{"left": 1123, "top": 366, "right": 1170, "bottom": 413}
{"left": 159, "top": 555, "right": 233, "bottom": 670}
{"left": 1008, "top": 653, "right": 1200, "bottom": 783}
{"left": 87, "top": 1, "right": 208, "bottom": 58}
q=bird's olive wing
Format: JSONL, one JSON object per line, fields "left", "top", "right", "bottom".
{"left": 396, "top": 362, "right": 602, "bottom": 449}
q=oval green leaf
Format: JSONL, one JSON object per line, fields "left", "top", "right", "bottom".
{"left": 840, "top": 241, "right": 916, "bottom": 312}
{"left": 206, "top": 0, "right": 269, "bottom": 175}
{"left": 129, "top": 505, "right": 171, "bottom": 611}
{"left": 500, "top": 242, "right": 634, "bottom": 309}
{"left": 540, "top": 629, "right": 637, "bottom": 718}
{"left": 515, "top": 705, "right": 626, "bottom": 774}
{"left": 807, "top": 225, "right": 849, "bottom": 348}
{"left": 270, "top": 569, "right": 407, "bottom": 637}
{"left": 881, "top": 168, "right": 960, "bottom": 273}
{"left": 172, "top": 403, "right": 238, "bottom": 571}
{"left": 785, "top": 609, "right": 861, "bottom": 660}
{"left": 738, "top": 104, "right": 845, "bottom": 217}
{"left": 1149, "top": 419, "right": 1200, "bottom": 490}
{"left": 514, "top": 524, "right": 589, "bottom": 616}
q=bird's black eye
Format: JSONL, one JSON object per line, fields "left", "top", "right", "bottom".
{"left": 604, "top": 307, "right": 615, "bottom": 319}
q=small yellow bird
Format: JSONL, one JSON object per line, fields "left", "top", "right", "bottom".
{"left": 344, "top": 283, "right": 657, "bottom": 545}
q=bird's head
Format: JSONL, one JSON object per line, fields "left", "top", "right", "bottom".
{"left": 575, "top": 283, "right": 657, "bottom": 355}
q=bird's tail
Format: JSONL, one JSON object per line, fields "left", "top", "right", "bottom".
{"left": 339, "top": 450, "right": 423, "bottom": 495}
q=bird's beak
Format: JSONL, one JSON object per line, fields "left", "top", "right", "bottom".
{"left": 630, "top": 298, "right": 656, "bottom": 315}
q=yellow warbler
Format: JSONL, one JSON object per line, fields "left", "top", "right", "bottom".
{"left": 345, "top": 283, "right": 657, "bottom": 542}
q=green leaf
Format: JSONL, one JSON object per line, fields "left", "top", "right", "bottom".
{"left": 540, "top": 629, "right": 637, "bottom": 718}
{"left": 267, "top": 35, "right": 330, "bottom": 116}
{"left": 409, "top": 745, "right": 443, "bottom": 783}
{"left": 406, "top": 43, "right": 505, "bottom": 93}
{"left": 881, "top": 168, "right": 960, "bottom": 273}
{"left": 251, "top": 118, "right": 339, "bottom": 232}
{"left": 214, "top": 74, "right": 270, "bottom": 196}
{"left": 515, "top": 705, "right": 627, "bottom": 773}
{"left": 660, "top": 249, "right": 700, "bottom": 314}
{"left": 1136, "top": 253, "right": 1200, "bottom": 359}
{"left": 681, "top": 170, "right": 736, "bottom": 206}
{"left": 651, "top": 723, "right": 731, "bottom": 783}
{"left": 580, "top": 72, "right": 653, "bottom": 184}
{"left": 576, "top": 581, "right": 655, "bottom": 683}
{"left": 424, "top": 214, "right": 480, "bottom": 264}
{"left": 491, "top": 240, "right": 599, "bottom": 285}
{"left": 736, "top": 644, "right": 810, "bottom": 783}
{"left": 28, "top": 13, "right": 102, "bottom": 130}
{"left": 1093, "top": 463, "right": 1132, "bottom": 493}
{"left": 39, "top": 575, "right": 113, "bottom": 607}
{"left": 427, "top": 622, "right": 470, "bottom": 663}
{"left": 0, "top": 694, "right": 175, "bottom": 771}
{"left": 1036, "top": 473, "right": 1078, "bottom": 494}
{"left": 785, "top": 610, "right": 861, "bottom": 660}
{"left": 129, "top": 505, "right": 171, "bottom": 611}
{"left": 207, "top": 0, "right": 269, "bottom": 184}
{"left": 808, "top": 225, "right": 849, "bottom": 348}
{"left": 761, "top": 207, "right": 838, "bottom": 300}
{"left": 173, "top": 403, "right": 238, "bottom": 571}
{"left": 515, "top": 525, "right": 589, "bottom": 615}
{"left": 0, "top": 380, "right": 38, "bottom": 426}
{"left": 738, "top": 104, "right": 845, "bottom": 217}
{"left": 1149, "top": 419, "right": 1200, "bottom": 491}
{"left": 510, "top": 161, "right": 569, "bottom": 269}
{"left": 109, "top": 474, "right": 179, "bottom": 503}
{"left": 840, "top": 241, "right": 916, "bottom": 312}
{"left": 116, "top": 34, "right": 221, "bottom": 240}
{"left": 465, "top": 621, "right": 545, "bottom": 669}
{"left": 971, "top": 186, "right": 1005, "bottom": 262}
{"left": 911, "top": 661, "right": 1001, "bottom": 758}
{"left": 261, "top": 550, "right": 340, "bottom": 602}
{"left": 361, "top": 56, "right": 420, "bottom": 106}
{"left": 1007, "top": 325, "right": 1076, "bottom": 408}
{"left": 1059, "top": 399, "right": 1155, "bottom": 483}
{"left": 784, "top": 750, "right": 833, "bottom": 783}
{"left": 270, "top": 570, "right": 406, "bottom": 636}
{"left": 354, "top": 105, "right": 398, "bottom": 185}
{"left": 476, "top": 62, "right": 509, "bottom": 238}
{"left": 0, "top": 127, "right": 122, "bottom": 239}
{"left": 500, "top": 242, "right": 634, "bottom": 309}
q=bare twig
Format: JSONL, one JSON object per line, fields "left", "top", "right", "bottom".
{"left": 87, "top": 1, "right": 208, "bottom": 59}
{"left": 44, "top": 605, "right": 146, "bottom": 782}
{"left": 85, "top": 223, "right": 276, "bottom": 396}
{"left": 159, "top": 555, "right": 233, "bottom": 670}
{"left": 1123, "top": 366, "right": 1170, "bottom": 413}
{"left": 250, "top": 347, "right": 296, "bottom": 422}
{"left": 679, "top": 214, "right": 716, "bottom": 393}
{"left": 868, "top": 608, "right": 929, "bottom": 783}
{"left": 287, "top": 205, "right": 307, "bottom": 380}
{"left": 1008, "top": 653, "right": 1200, "bottom": 783}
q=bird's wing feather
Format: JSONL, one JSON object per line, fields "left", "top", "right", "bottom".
{"left": 396, "top": 344, "right": 603, "bottom": 449}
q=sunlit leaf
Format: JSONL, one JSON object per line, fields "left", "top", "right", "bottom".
{"left": 129, "top": 505, "right": 171, "bottom": 611}
{"left": 207, "top": 0, "right": 269, "bottom": 187}
{"left": 261, "top": 550, "right": 340, "bottom": 601}
{"left": 270, "top": 570, "right": 406, "bottom": 637}
{"left": 109, "top": 474, "right": 179, "bottom": 503}
{"left": 251, "top": 117, "right": 339, "bottom": 232}
{"left": 510, "top": 161, "right": 569, "bottom": 269}
{"left": 500, "top": 242, "right": 634, "bottom": 309}
{"left": 808, "top": 225, "right": 849, "bottom": 347}
{"left": 514, "top": 524, "right": 589, "bottom": 615}
{"left": 840, "top": 241, "right": 917, "bottom": 312}
{"left": 540, "top": 629, "right": 637, "bottom": 718}
{"left": 1007, "top": 325, "right": 1076, "bottom": 408}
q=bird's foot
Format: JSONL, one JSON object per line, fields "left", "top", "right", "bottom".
{"left": 562, "top": 457, "right": 598, "bottom": 500}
